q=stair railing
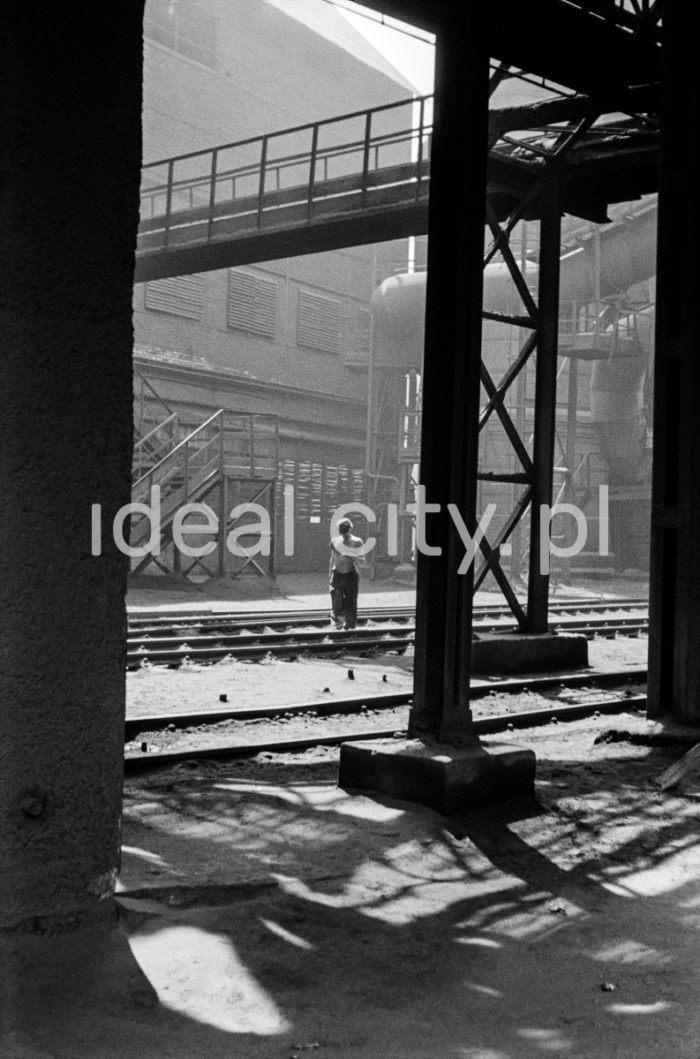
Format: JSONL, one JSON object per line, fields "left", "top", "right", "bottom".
{"left": 132, "top": 411, "right": 179, "bottom": 481}
{"left": 131, "top": 410, "right": 224, "bottom": 553}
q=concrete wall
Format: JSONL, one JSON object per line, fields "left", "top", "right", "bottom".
{"left": 134, "top": 0, "right": 415, "bottom": 403}
{"left": 0, "top": 4, "right": 143, "bottom": 931}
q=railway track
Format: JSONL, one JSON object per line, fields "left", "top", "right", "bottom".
{"left": 124, "top": 669, "right": 647, "bottom": 772}
{"left": 124, "top": 665, "right": 646, "bottom": 740}
{"left": 126, "top": 598, "right": 649, "bottom": 668}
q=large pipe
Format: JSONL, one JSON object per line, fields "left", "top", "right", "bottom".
{"left": 373, "top": 202, "right": 657, "bottom": 361}
{"left": 589, "top": 304, "right": 654, "bottom": 483}
{"left": 372, "top": 201, "right": 657, "bottom": 482}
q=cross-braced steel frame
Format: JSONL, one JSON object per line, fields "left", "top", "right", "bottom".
{"left": 472, "top": 109, "right": 598, "bottom": 631}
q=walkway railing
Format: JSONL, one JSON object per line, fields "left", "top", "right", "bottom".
{"left": 138, "top": 95, "right": 433, "bottom": 257}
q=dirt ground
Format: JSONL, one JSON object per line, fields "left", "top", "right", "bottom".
{"left": 124, "top": 635, "right": 648, "bottom": 762}
{"left": 14, "top": 579, "right": 690, "bottom": 1059}
{"left": 114, "top": 710, "right": 700, "bottom": 1059}
{"left": 96, "top": 596, "right": 700, "bottom": 1059}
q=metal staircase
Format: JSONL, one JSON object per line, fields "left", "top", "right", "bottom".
{"left": 131, "top": 375, "right": 278, "bottom": 580}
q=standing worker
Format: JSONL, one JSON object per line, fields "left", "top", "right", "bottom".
{"left": 329, "top": 518, "right": 364, "bottom": 629}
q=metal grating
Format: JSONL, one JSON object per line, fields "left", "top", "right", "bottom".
{"left": 144, "top": 274, "right": 204, "bottom": 318}
{"left": 227, "top": 269, "right": 277, "bottom": 338}
{"left": 297, "top": 289, "right": 341, "bottom": 354}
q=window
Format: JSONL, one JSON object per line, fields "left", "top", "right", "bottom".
{"left": 144, "top": 0, "right": 217, "bottom": 69}
{"left": 297, "top": 290, "right": 341, "bottom": 354}
{"left": 144, "top": 274, "right": 203, "bottom": 319}
{"left": 227, "top": 270, "right": 277, "bottom": 338}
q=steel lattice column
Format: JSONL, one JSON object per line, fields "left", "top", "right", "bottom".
{"left": 409, "top": 9, "right": 490, "bottom": 746}
{"left": 647, "top": 0, "right": 700, "bottom": 726}
{"left": 527, "top": 168, "right": 562, "bottom": 631}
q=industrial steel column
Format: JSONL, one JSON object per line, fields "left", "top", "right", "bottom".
{"left": 408, "top": 9, "right": 490, "bottom": 746}
{"left": 340, "top": 8, "right": 535, "bottom": 811}
{"left": 647, "top": 0, "right": 700, "bottom": 726}
{"left": 0, "top": 2, "right": 154, "bottom": 1043}
{"left": 527, "top": 168, "right": 562, "bottom": 632}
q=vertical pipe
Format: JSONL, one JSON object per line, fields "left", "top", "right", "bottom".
{"left": 527, "top": 167, "right": 562, "bottom": 632}
{"left": 562, "top": 355, "right": 579, "bottom": 585}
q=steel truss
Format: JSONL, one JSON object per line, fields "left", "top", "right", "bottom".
{"left": 471, "top": 108, "right": 608, "bottom": 629}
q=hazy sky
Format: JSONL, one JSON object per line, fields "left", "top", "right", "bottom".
{"left": 338, "top": 3, "right": 435, "bottom": 95}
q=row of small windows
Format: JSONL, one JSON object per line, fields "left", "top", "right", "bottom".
{"left": 143, "top": 271, "right": 371, "bottom": 355}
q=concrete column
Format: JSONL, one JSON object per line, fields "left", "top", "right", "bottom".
{"left": 0, "top": 1, "right": 152, "bottom": 1038}
{"left": 647, "top": 0, "right": 700, "bottom": 726}
{"left": 408, "top": 7, "right": 490, "bottom": 746}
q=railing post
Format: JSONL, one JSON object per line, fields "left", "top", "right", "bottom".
{"left": 249, "top": 414, "right": 256, "bottom": 478}
{"left": 267, "top": 481, "right": 275, "bottom": 581}
{"left": 257, "top": 135, "right": 268, "bottom": 229}
{"left": 207, "top": 148, "right": 218, "bottom": 242}
{"left": 415, "top": 96, "right": 426, "bottom": 202}
{"left": 218, "top": 416, "right": 226, "bottom": 578}
{"left": 360, "top": 109, "right": 372, "bottom": 210}
{"left": 307, "top": 123, "right": 319, "bottom": 219}
{"left": 163, "top": 158, "right": 174, "bottom": 248}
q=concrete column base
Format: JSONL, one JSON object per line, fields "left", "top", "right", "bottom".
{"left": 339, "top": 738, "right": 536, "bottom": 815}
{"left": 0, "top": 914, "right": 157, "bottom": 1048}
{"left": 472, "top": 631, "right": 588, "bottom": 674}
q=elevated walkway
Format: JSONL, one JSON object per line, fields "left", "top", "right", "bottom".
{"left": 135, "top": 83, "right": 659, "bottom": 282}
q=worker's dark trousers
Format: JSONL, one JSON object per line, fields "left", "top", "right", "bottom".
{"left": 330, "top": 570, "right": 359, "bottom": 629}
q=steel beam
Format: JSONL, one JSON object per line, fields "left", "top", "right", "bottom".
{"left": 527, "top": 168, "right": 562, "bottom": 631}
{"left": 355, "top": 0, "right": 660, "bottom": 95}
{"left": 647, "top": 1, "right": 700, "bottom": 726}
{"left": 409, "top": 9, "right": 489, "bottom": 747}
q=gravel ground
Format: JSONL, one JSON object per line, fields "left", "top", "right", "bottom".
{"left": 125, "top": 635, "right": 649, "bottom": 759}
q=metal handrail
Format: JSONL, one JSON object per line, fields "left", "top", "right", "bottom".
{"left": 140, "top": 96, "right": 434, "bottom": 247}
{"left": 133, "top": 408, "right": 223, "bottom": 492}
{"left": 142, "top": 127, "right": 425, "bottom": 197}
{"left": 133, "top": 411, "right": 179, "bottom": 481}
{"left": 133, "top": 411, "right": 179, "bottom": 453}
{"left": 142, "top": 94, "right": 433, "bottom": 172}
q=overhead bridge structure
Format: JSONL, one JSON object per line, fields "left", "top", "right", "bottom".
{"left": 135, "top": 82, "right": 660, "bottom": 283}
